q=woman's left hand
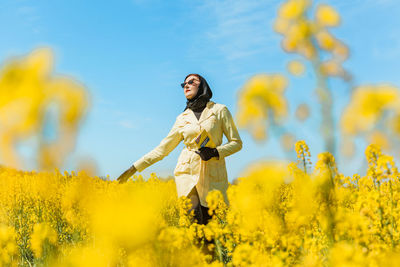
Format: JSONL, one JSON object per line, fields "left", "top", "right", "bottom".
{"left": 195, "top": 147, "right": 219, "bottom": 161}
{"left": 117, "top": 165, "right": 137, "bottom": 183}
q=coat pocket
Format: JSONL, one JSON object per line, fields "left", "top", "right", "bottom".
{"left": 207, "top": 159, "right": 226, "bottom": 182}
{"left": 174, "top": 152, "right": 191, "bottom": 176}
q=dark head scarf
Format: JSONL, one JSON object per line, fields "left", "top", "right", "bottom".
{"left": 183, "top": 74, "right": 213, "bottom": 112}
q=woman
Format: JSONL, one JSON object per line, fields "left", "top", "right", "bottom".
{"left": 117, "top": 74, "right": 242, "bottom": 225}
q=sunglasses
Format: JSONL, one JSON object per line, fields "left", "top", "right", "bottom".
{"left": 181, "top": 79, "right": 199, "bottom": 88}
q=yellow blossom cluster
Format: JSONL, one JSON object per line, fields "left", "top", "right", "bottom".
{"left": 0, "top": 225, "right": 18, "bottom": 266}
{"left": 274, "top": 0, "right": 350, "bottom": 79}
{"left": 287, "top": 60, "right": 305, "bottom": 76}
{"left": 295, "top": 140, "right": 312, "bottom": 172}
{"left": 341, "top": 84, "right": 400, "bottom": 135}
{"left": 236, "top": 74, "right": 288, "bottom": 141}
{"left": 30, "top": 223, "right": 58, "bottom": 259}
{"left": 0, "top": 47, "right": 89, "bottom": 170}
{"left": 1, "top": 141, "right": 400, "bottom": 266}
{"left": 340, "top": 84, "right": 400, "bottom": 156}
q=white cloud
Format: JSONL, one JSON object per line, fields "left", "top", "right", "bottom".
{"left": 118, "top": 120, "right": 136, "bottom": 129}
{"left": 372, "top": 30, "right": 400, "bottom": 61}
{"left": 117, "top": 116, "right": 153, "bottom": 130}
{"left": 16, "top": 4, "right": 41, "bottom": 34}
{"left": 199, "top": 0, "right": 281, "bottom": 61}
{"left": 16, "top": 5, "right": 36, "bottom": 15}
{"left": 328, "top": 0, "right": 399, "bottom": 17}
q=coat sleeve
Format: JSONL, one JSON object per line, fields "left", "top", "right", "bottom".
{"left": 133, "top": 116, "right": 183, "bottom": 172}
{"left": 216, "top": 106, "right": 243, "bottom": 159}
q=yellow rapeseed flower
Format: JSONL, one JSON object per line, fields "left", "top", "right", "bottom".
{"left": 0, "top": 225, "right": 18, "bottom": 265}
{"left": 315, "top": 30, "right": 336, "bottom": 50}
{"left": 0, "top": 47, "right": 89, "bottom": 170}
{"left": 278, "top": 0, "right": 310, "bottom": 20}
{"left": 236, "top": 74, "right": 288, "bottom": 142}
{"left": 30, "top": 222, "right": 58, "bottom": 258}
{"left": 341, "top": 84, "right": 400, "bottom": 135}
{"left": 287, "top": 60, "right": 306, "bottom": 76}
{"left": 315, "top": 4, "right": 341, "bottom": 27}
{"left": 295, "top": 103, "right": 310, "bottom": 121}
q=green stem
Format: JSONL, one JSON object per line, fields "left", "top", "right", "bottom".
{"left": 311, "top": 57, "right": 336, "bottom": 157}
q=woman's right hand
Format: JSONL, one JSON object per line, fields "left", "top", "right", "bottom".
{"left": 117, "top": 165, "right": 137, "bottom": 184}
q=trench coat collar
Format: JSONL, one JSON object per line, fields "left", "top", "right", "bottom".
{"left": 182, "top": 101, "right": 216, "bottom": 124}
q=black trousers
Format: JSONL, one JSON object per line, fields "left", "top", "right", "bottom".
{"left": 187, "top": 186, "right": 212, "bottom": 225}
{"left": 187, "top": 186, "right": 215, "bottom": 257}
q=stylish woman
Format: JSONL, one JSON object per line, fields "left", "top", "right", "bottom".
{"left": 117, "top": 74, "right": 242, "bottom": 225}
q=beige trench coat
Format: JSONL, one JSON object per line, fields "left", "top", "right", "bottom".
{"left": 133, "top": 101, "right": 242, "bottom": 207}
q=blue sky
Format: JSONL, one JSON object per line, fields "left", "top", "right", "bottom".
{"left": 1, "top": 0, "right": 400, "bottom": 180}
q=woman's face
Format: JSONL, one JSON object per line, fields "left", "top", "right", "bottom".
{"left": 183, "top": 75, "right": 201, "bottom": 100}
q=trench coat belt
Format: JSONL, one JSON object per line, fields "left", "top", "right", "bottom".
{"left": 184, "top": 143, "right": 206, "bottom": 189}
{"left": 185, "top": 143, "right": 198, "bottom": 152}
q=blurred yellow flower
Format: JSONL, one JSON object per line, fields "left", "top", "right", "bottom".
{"left": 0, "top": 225, "right": 18, "bottom": 265}
{"left": 236, "top": 74, "right": 288, "bottom": 141}
{"left": 315, "top": 30, "right": 336, "bottom": 50}
{"left": 90, "top": 185, "right": 163, "bottom": 252}
{"left": 368, "top": 131, "right": 390, "bottom": 151}
{"left": 315, "top": 4, "right": 341, "bottom": 27}
{"left": 295, "top": 103, "right": 310, "bottom": 121}
{"left": 274, "top": 17, "right": 291, "bottom": 34}
{"left": 287, "top": 60, "right": 306, "bottom": 76}
{"left": 0, "top": 47, "right": 89, "bottom": 170}
{"left": 278, "top": 0, "right": 310, "bottom": 20}
{"left": 319, "top": 60, "right": 345, "bottom": 77}
{"left": 341, "top": 84, "right": 400, "bottom": 135}
{"left": 30, "top": 222, "right": 57, "bottom": 258}
{"left": 340, "top": 137, "right": 355, "bottom": 157}
{"left": 281, "top": 133, "right": 296, "bottom": 151}
{"left": 332, "top": 41, "right": 350, "bottom": 60}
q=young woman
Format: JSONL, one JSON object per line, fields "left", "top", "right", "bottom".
{"left": 117, "top": 74, "right": 242, "bottom": 225}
